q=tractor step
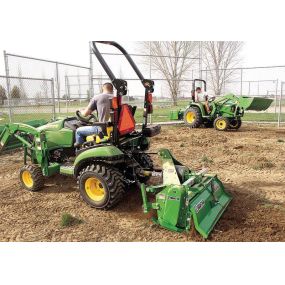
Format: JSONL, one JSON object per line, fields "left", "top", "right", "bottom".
{"left": 60, "top": 164, "right": 74, "bottom": 176}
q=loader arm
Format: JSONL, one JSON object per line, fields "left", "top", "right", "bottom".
{"left": 0, "top": 123, "right": 39, "bottom": 152}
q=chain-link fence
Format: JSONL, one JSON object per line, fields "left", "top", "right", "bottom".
{"left": 2, "top": 43, "right": 285, "bottom": 126}
{"left": 0, "top": 75, "right": 55, "bottom": 124}
{"left": 3, "top": 51, "right": 90, "bottom": 116}
{"left": 89, "top": 43, "right": 285, "bottom": 125}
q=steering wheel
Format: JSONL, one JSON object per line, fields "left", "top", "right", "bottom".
{"left": 76, "top": 110, "right": 97, "bottom": 124}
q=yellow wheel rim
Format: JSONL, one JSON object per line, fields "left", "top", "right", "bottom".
{"left": 186, "top": 112, "right": 196, "bottom": 123}
{"left": 216, "top": 119, "right": 227, "bottom": 130}
{"left": 85, "top": 177, "right": 106, "bottom": 202}
{"left": 22, "top": 170, "right": 34, "bottom": 188}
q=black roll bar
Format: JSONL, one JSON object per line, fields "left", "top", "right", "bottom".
{"left": 92, "top": 41, "right": 145, "bottom": 82}
{"left": 91, "top": 41, "right": 154, "bottom": 129}
{"left": 193, "top": 79, "right": 207, "bottom": 92}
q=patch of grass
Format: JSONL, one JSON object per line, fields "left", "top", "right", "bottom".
{"left": 277, "top": 139, "right": 284, "bottom": 143}
{"left": 201, "top": 155, "right": 213, "bottom": 164}
{"left": 252, "top": 160, "right": 275, "bottom": 170}
{"left": 60, "top": 213, "right": 83, "bottom": 227}
{"left": 261, "top": 202, "right": 285, "bottom": 212}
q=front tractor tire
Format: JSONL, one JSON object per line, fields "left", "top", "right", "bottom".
{"left": 79, "top": 164, "right": 125, "bottom": 210}
{"left": 19, "top": 164, "right": 44, "bottom": 192}
{"left": 183, "top": 107, "right": 203, "bottom": 128}
{"left": 214, "top": 116, "right": 230, "bottom": 131}
{"left": 229, "top": 118, "right": 242, "bottom": 130}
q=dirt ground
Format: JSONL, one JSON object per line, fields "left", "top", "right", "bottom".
{"left": 0, "top": 124, "right": 284, "bottom": 242}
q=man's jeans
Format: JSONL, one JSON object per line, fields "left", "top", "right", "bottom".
{"left": 75, "top": 126, "right": 102, "bottom": 144}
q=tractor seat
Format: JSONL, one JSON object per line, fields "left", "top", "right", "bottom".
{"left": 86, "top": 123, "right": 113, "bottom": 144}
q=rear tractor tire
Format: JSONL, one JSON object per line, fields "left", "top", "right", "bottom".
{"left": 214, "top": 116, "right": 230, "bottom": 131}
{"left": 229, "top": 118, "right": 242, "bottom": 130}
{"left": 183, "top": 107, "right": 203, "bottom": 128}
{"left": 79, "top": 164, "right": 125, "bottom": 210}
{"left": 19, "top": 164, "right": 44, "bottom": 192}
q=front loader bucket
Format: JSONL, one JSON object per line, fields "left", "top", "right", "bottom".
{"left": 238, "top": 96, "right": 273, "bottom": 111}
{"left": 189, "top": 177, "right": 232, "bottom": 238}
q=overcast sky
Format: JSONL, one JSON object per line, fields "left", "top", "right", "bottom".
{"left": 1, "top": 41, "right": 285, "bottom": 74}
{"left": 1, "top": 41, "right": 285, "bottom": 98}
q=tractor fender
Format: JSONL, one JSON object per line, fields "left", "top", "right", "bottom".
{"left": 189, "top": 102, "right": 207, "bottom": 117}
{"left": 73, "top": 145, "right": 125, "bottom": 177}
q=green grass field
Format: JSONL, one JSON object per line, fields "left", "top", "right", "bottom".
{"left": 1, "top": 98, "right": 284, "bottom": 126}
{"left": 1, "top": 107, "right": 285, "bottom": 127}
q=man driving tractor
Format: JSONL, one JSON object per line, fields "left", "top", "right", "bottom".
{"left": 74, "top": 82, "right": 114, "bottom": 147}
{"left": 194, "top": 86, "right": 211, "bottom": 114}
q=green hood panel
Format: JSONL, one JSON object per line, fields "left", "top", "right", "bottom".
{"left": 37, "top": 119, "right": 64, "bottom": 131}
{"left": 74, "top": 146, "right": 124, "bottom": 165}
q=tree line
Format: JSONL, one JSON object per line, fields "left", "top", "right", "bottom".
{"left": 137, "top": 41, "right": 243, "bottom": 105}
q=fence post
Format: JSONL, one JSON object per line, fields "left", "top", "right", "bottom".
{"left": 275, "top": 79, "right": 278, "bottom": 113}
{"left": 199, "top": 41, "right": 202, "bottom": 79}
{"left": 149, "top": 41, "right": 152, "bottom": 124}
{"left": 51, "top": 78, "right": 56, "bottom": 120}
{"left": 66, "top": 75, "right": 71, "bottom": 114}
{"left": 89, "top": 42, "right": 94, "bottom": 98}
{"left": 55, "top": 62, "right": 61, "bottom": 113}
{"left": 248, "top": 81, "right": 251, "bottom": 96}
{"left": 77, "top": 71, "right": 82, "bottom": 106}
{"left": 240, "top": 68, "right": 243, "bottom": 96}
{"left": 223, "top": 63, "right": 226, "bottom": 94}
{"left": 3, "top": 50, "right": 12, "bottom": 123}
{"left": 278, "top": 82, "right": 283, "bottom": 127}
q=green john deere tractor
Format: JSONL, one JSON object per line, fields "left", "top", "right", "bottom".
{"left": 0, "top": 42, "right": 231, "bottom": 238}
{"left": 170, "top": 79, "right": 273, "bottom": 131}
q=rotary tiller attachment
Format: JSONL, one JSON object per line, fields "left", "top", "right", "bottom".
{"left": 141, "top": 149, "right": 232, "bottom": 238}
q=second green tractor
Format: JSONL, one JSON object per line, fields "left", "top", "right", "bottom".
{"left": 170, "top": 79, "right": 273, "bottom": 131}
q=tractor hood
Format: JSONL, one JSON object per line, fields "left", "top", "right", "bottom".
{"left": 37, "top": 118, "right": 65, "bottom": 131}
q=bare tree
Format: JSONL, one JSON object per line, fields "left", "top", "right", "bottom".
{"left": 138, "top": 41, "right": 198, "bottom": 106}
{"left": 203, "top": 41, "right": 243, "bottom": 95}
{"left": 17, "top": 66, "right": 27, "bottom": 99}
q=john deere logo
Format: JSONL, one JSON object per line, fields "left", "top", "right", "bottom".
{"left": 195, "top": 200, "right": 205, "bottom": 213}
